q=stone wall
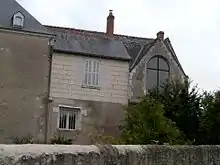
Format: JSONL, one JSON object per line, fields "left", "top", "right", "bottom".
{"left": 130, "top": 40, "right": 185, "bottom": 102}
{"left": 47, "top": 99, "right": 125, "bottom": 144}
{"left": 51, "top": 53, "right": 129, "bottom": 105}
{"left": 0, "top": 31, "right": 51, "bottom": 143}
{"left": 48, "top": 53, "right": 129, "bottom": 144}
{"left": 0, "top": 145, "right": 220, "bottom": 164}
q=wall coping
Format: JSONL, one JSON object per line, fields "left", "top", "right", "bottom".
{"left": 0, "top": 144, "right": 220, "bottom": 164}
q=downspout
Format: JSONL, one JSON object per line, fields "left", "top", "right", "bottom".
{"left": 44, "top": 38, "right": 55, "bottom": 143}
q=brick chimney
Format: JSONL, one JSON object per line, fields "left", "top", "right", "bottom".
{"left": 156, "top": 31, "right": 164, "bottom": 41}
{"left": 106, "top": 10, "right": 115, "bottom": 37}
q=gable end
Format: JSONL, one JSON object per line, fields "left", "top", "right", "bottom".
{"left": 164, "top": 38, "right": 186, "bottom": 77}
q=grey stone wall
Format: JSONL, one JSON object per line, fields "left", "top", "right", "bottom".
{"left": 47, "top": 98, "right": 124, "bottom": 144}
{"left": 0, "top": 31, "right": 51, "bottom": 143}
{"left": 0, "top": 144, "right": 220, "bottom": 164}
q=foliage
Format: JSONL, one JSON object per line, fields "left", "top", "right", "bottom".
{"left": 149, "top": 79, "right": 202, "bottom": 144}
{"left": 120, "top": 96, "right": 182, "bottom": 145}
{"left": 197, "top": 90, "right": 220, "bottom": 144}
{"left": 50, "top": 134, "right": 73, "bottom": 144}
{"left": 88, "top": 127, "right": 122, "bottom": 144}
{"left": 89, "top": 133, "right": 121, "bottom": 145}
{"left": 11, "top": 134, "right": 33, "bottom": 144}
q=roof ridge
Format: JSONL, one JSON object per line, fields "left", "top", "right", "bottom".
{"left": 44, "top": 25, "right": 155, "bottom": 41}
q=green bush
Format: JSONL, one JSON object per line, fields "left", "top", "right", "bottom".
{"left": 89, "top": 132, "right": 121, "bottom": 145}
{"left": 50, "top": 135, "right": 73, "bottom": 145}
{"left": 11, "top": 134, "right": 33, "bottom": 144}
{"left": 197, "top": 91, "right": 220, "bottom": 144}
{"left": 149, "top": 79, "right": 202, "bottom": 144}
{"left": 120, "top": 96, "right": 182, "bottom": 145}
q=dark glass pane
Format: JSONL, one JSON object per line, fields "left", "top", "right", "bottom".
{"left": 147, "top": 57, "right": 157, "bottom": 69}
{"left": 73, "top": 114, "right": 76, "bottom": 129}
{"left": 59, "top": 117, "right": 62, "bottom": 128}
{"left": 63, "top": 115, "right": 66, "bottom": 128}
{"left": 59, "top": 111, "right": 67, "bottom": 129}
{"left": 69, "top": 112, "right": 76, "bottom": 129}
{"left": 146, "top": 69, "right": 158, "bottom": 91}
{"left": 159, "top": 58, "right": 169, "bottom": 71}
{"left": 159, "top": 71, "right": 169, "bottom": 88}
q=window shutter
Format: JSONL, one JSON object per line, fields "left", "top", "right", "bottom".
{"left": 85, "top": 61, "right": 89, "bottom": 85}
{"left": 96, "top": 62, "right": 99, "bottom": 85}
{"left": 92, "top": 61, "right": 96, "bottom": 85}
{"left": 84, "top": 60, "right": 100, "bottom": 86}
{"left": 88, "top": 61, "right": 92, "bottom": 85}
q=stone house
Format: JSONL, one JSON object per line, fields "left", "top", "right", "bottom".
{"left": 0, "top": 0, "right": 186, "bottom": 144}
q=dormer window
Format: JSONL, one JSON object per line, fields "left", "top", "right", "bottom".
{"left": 12, "top": 12, "right": 24, "bottom": 28}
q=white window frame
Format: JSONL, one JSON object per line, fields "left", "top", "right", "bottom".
{"left": 57, "top": 105, "right": 81, "bottom": 131}
{"left": 84, "top": 59, "right": 100, "bottom": 88}
{"left": 12, "top": 12, "right": 25, "bottom": 28}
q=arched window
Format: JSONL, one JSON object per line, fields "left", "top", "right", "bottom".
{"left": 146, "top": 56, "right": 169, "bottom": 91}
{"left": 12, "top": 12, "right": 24, "bottom": 28}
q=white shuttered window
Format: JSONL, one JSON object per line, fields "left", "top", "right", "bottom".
{"left": 84, "top": 60, "right": 100, "bottom": 87}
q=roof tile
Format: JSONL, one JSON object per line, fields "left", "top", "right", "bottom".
{"left": 48, "top": 26, "right": 130, "bottom": 61}
{"left": 46, "top": 25, "right": 154, "bottom": 63}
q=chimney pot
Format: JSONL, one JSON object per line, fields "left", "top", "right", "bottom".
{"left": 156, "top": 31, "right": 164, "bottom": 41}
{"left": 106, "top": 10, "right": 115, "bottom": 37}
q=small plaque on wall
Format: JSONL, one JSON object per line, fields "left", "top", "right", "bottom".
{"left": 53, "top": 107, "right": 59, "bottom": 113}
{"left": 81, "top": 109, "right": 87, "bottom": 116}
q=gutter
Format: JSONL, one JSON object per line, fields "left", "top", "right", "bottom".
{"left": 0, "top": 26, "right": 55, "bottom": 38}
{"left": 53, "top": 49, "right": 131, "bottom": 62}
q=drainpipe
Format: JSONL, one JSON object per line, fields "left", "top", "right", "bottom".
{"left": 44, "top": 37, "right": 55, "bottom": 143}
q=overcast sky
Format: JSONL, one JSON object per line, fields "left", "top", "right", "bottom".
{"left": 17, "top": 0, "right": 220, "bottom": 92}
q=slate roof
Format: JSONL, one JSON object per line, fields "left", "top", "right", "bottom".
{"left": 46, "top": 26, "right": 130, "bottom": 61}
{"left": 45, "top": 25, "right": 186, "bottom": 76}
{"left": 129, "top": 41, "right": 156, "bottom": 71}
{"left": 46, "top": 26, "right": 156, "bottom": 63}
{"left": 0, "top": 0, "right": 50, "bottom": 35}
{"left": 113, "top": 34, "right": 154, "bottom": 66}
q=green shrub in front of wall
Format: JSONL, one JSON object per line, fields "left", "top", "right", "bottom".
{"left": 10, "top": 134, "right": 34, "bottom": 144}
{"left": 50, "top": 134, "right": 73, "bottom": 145}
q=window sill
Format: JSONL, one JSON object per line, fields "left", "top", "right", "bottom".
{"left": 58, "top": 128, "right": 81, "bottom": 132}
{"left": 13, "top": 25, "right": 23, "bottom": 29}
{"left": 81, "top": 85, "right": 100, "bottom": 90}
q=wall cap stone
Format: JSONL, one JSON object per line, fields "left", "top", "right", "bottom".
{"left": 0, "top": 144, "right": 220, "bottom": 164}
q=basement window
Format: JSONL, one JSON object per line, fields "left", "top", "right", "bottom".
{"left": 12, "top": 12, "right": 24, "bottom": 28}
{"left": 58, "top": 105, "right": 81, "bottom": 130}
